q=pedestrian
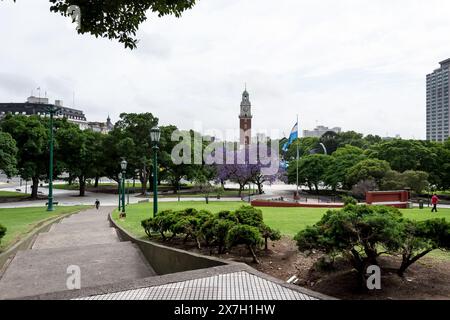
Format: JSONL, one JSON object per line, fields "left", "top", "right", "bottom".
{"left": 431, "top": 193, "right": 439, "bottom": 213}
{"left": 95, "top": 199, "right": 100, "bottom": 210}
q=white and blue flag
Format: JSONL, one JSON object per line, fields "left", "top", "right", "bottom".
{"left": 282, "top": 122, "right": 299, "bottom": 152}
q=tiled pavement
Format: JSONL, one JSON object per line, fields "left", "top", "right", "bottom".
{"left": 75, "top": 271, "right": 318, "bottom": 300}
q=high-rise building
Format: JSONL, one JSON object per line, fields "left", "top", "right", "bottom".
{"left": 303, "top": 125, "right": 341, "bottom": 138}
{"left": 239, "top": 89, "right": 252, "bottom": 146}
{"left": 426, "top": 59, "right": 450, "bottom": 142}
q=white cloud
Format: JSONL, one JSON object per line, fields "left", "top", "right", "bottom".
{"left": 1, "top": 0, "right": 450, "bottom": 139}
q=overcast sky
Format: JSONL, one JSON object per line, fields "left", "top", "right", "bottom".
{"left": 1, "top": 0, "right": 450, "bottom": 139}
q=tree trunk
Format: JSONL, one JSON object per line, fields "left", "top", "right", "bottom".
{"left": 349, "top": 249, "right": 368, "bottom": 290}
{"left": 264, "top": 237, "right": 268, "bottom": 251}
{"left": 31, "top": 176, "right": 39, "bottom": 199}
{"left": 196, "top": 237, "right": 202, "bottom": 250}
{"left": 248, "top": 245, "right": 260, "bottom": 264}
{"left": 257, "top": 182, "right": 263, "bottom": 195}
{"left": 314, "top": 183, "right": 319, "bottom": 194}
{"left": 172, "top": 178, "right": 180, "bottom": 194}
{"left": 398, "top": 249, "right": 433, "bottom": 277}
{"left": 79, "top": 176, "right": 86, "bottom": 197}
{"left": 94, "top": 176, "right": 99, "bottom": 188}
{"left": 140, "top": 170, "right": 148, "bottom": 195}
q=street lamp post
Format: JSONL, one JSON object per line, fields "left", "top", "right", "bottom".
{"left": 120, "top": 160, "right": 127, "bottom": 218}
{"left": 150, "top": 126, "right": 161, "bottom": 217}
{"left": 118, "top": 172, "right": 122, "bottom": 211}
{"left": 46, "top": 105, "right": 61, "bottom": 212}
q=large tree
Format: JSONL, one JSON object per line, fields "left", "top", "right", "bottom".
{"left": 288, "top": 154, "right": 334, "bottom": 192}
{"left": 324, "top": 145, "right": 367, "bottom": 190}
{"left": 0, "top": 131, "right": 18, "bottom": 178}
{"left": 112, "top": 113, "right": 158, "bottom": 194}
{"left": 57, "top": 125, "right": 105, "bottom": 196}
{"left": 1, "top": 115, "right": 48, "bottom": 198}
{"left": 283, "top": 137, "right": 319, "bottom": 161}
{"left": 367, "top": 139, "right": 432, "bottom": 173}
{"left": 9, "top": 0, "right": 196, "bottom": 49}
{"left": 346, "top": 158, "right": 391, "bottom": 188}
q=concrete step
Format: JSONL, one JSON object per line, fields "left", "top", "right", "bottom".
{"left": 0, "top": 242, "right": 155, "bottom": 299}
{"left": 60, "top": 215, "right": 109, "bottom": 224}
{"left": 32, "top": 228, "right": 119, "bottom": 250}
{"left": 49, "top": 221, "right": 111, "bottom": 233}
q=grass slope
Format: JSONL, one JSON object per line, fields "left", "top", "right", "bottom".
{"left": 0, "top": 206, "right": 88, "bottom": 251}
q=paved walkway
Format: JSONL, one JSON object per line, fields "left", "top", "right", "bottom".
{"left": 0, "top": 207, "right": 155, "bottom": 299}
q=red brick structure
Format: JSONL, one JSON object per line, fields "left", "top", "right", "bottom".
{"left": 251, "top": 200, "right": 344, "bottom": 209}
{"left": 366, "top": 190, "right": 411, "bottom": 208}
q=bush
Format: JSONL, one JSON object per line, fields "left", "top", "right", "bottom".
{"left": 342, "top": 195, "right": 357, "bottom": 206}
{"left": 140, "top": 206, "right": 281, "bottom": 262}
{"left": 0, "top": 224, "right": 6, "bottom": 244}
{"left": 226, "top": 224, "right": 263, "bottom": 263}
{"left": 212, "top": 219, "right": 237, "bottom": 254}
{"left": 260, "top": 224, "right": 281, "bottom": 251}
{"left": 396, "top": 218, "right": 450, "bottom": 276}
{"left": 171, "top": 209, "right": 213, "bottom": 248}
{"left": 217, "top": 210, "right": 238, "bottom": 223}
{"left": 295, "top": 204, "right": 404, "bottom": 287}
{"left": 141, "top": 210, "right": 178, "bottom": 241}
{"left": 234, "top": 205, "right": 263, "bottom": 227}
{"left": 295, "top": 204, "right": 450, "bottom": 285}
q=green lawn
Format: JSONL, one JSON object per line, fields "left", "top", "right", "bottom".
{"left": 112, "top": 201, "right": 450, "bottom": 260}
{"left": 0, "top": 206, "right": 87, "bottom": 252}
{"left": 0, "top": 191, "right": 29, "bottom": 199}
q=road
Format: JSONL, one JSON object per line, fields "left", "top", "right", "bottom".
{"left": 2, "top": 179, "right": 449, "bottom": 209}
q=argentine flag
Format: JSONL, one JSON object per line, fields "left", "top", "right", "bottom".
{"left": 282, "top": 122, "right": 299, "bottom": 152}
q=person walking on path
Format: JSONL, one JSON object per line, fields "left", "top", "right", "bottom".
{"left": 431, "top": 194, "right": 439, "bottom": 212}
{"left": 95, "top": 199, "right": 100, "bottom": 210}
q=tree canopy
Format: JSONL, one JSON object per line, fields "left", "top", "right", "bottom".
{"left": 9, "top": 0, "right": 196, "bottom": 49}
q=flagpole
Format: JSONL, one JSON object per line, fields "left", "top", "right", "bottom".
{"left": 296, "top": 114, "right": 299, "bottom": 194}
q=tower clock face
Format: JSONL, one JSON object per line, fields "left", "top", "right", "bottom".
{"left": 243, "top": 106, "right": 250, "bottom": 113}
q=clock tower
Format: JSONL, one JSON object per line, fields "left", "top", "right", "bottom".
{"left": 239, "top": 89, "right": 252, "bottom": 146}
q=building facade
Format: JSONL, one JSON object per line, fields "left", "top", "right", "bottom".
{"left": 239, "top": 89, "right": 252, "bottom": 146}
{"left": 426, "top": 59, "right": 450, "bottom": 142}
{"left": 0, "top": 96, "right": 87, "bottom": 122}
{"left": 0, "top": 96, "right": 113, "bottom": 134}
{"left": 303, "top": 125, "right": 341, "bottom": 138}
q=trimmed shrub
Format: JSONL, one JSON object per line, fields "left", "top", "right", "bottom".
{"left": 260, "top": 224, "right": 281, "bottom": 251}
{"left": 0, "top": 224, "right": 6, "bottom": 244}
{"left": 227, "top": 224, "right": 263, "bottom": 263}
{"left": 396, "top": 218, "right": 450, "bottom": 277}
{"left": 342, "top": 195, "right": 357, "bottom": 206}
{"left": 234, "top": 205, "right": 263, "bottom": 227}
{"left": 295, "top": 204, "right": 404, "bottom": 287}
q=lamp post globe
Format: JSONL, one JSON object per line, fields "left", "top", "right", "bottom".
{"left": 150, "top": 126, "right": 160, "bottom": 217}
{"left": 121, "top": 159, "right": 128, "bottom": 171}
{"left": 150, "top": 126, "right": 161, "bottom": 144}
